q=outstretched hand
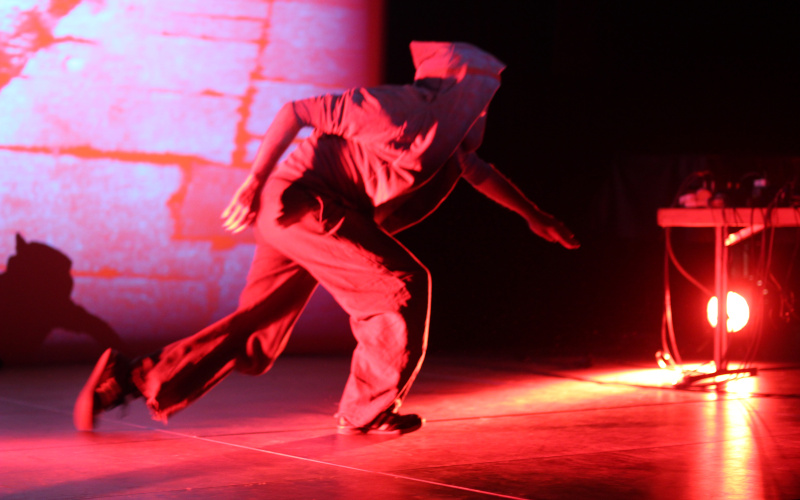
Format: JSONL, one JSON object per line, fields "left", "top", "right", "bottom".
{"left": 527, "top": 212, "right": 580, "bottom": 249}
{"left": 221, "top": 174, "right": 264, "bottom": 234}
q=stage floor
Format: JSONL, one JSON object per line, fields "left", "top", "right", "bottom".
{"left": 2, "top": 355, "right": 800, "bottom": 499}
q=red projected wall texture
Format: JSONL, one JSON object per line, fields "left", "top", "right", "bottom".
{"left": 0, "top": 0, "right": 383, "bottom": 363}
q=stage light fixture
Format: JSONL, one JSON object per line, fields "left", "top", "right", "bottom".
{"left": 707, "top": 292, "right": 750, "bottom": 332}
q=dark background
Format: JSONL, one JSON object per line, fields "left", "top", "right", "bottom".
{"left": 383, "top": 1, "right": 800, "bottom": 361}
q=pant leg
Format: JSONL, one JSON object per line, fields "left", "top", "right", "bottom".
{"left": 131, "top": 241, "right": 318, "bottom": 422}
{"left": 235, "top": 234, "right": 320, "bottom": 375}
{"left": 258, "top": 183, "right": 431, "bottom": 427}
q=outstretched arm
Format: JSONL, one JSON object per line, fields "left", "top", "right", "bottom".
{"left": 222, "top": 102, "right": 305, "bottom": 233}
{"left": 461, "top": 153, "right": 580, "bottom": 249}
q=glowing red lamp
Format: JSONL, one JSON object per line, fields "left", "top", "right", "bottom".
{"left": 706, "top": 292, "right": 750, "bottom": 333}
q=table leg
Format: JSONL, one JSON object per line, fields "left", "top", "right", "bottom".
{"left": 714, "top": 225, "right": 728, "bottom": 371}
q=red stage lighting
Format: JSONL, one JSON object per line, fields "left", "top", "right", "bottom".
{"left": 707, "top": 292, "right": 749, "bottom": 333}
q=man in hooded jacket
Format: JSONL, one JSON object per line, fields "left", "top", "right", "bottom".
{"left": 74, "top": 41, "right": 579, "bottom": 435}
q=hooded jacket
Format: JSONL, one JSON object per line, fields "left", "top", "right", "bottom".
{"left": 286, "top": 41, "right": 505, "bottom": 233}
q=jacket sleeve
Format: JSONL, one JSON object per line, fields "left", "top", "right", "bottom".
{"left": 292, "top": 93, "right": 342, "bottom": 133}
{"left": 458, "top": 151, "right": 494, "bottom": 185}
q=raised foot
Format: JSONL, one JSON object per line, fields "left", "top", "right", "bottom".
{"left": 73, "top": 348, "right": 132, "bottom": 431}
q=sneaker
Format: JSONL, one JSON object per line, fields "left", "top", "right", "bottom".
{"left": 338, "top": 411, "right": 424, "bottom": 436}
{"left": 73, "top": 348, "right": 134, "bottom": 431}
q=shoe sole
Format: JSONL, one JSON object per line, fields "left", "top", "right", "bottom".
{"left": 337, "top": 418, "right": 424, "bottom": 436}
{"left": 73, "top": 348, "right": 113, "bottom": 431}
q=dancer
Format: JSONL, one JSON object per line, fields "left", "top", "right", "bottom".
{"left": 74, "top": 41, "right": 579, "bottom": 435}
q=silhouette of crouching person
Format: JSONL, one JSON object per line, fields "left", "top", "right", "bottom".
{"left": 0, "top": 234, "right": 124, "bottom": 367}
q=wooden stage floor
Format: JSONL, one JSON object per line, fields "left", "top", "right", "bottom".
{"left": 2, "top": 355, "right": 800, "bottom": 499}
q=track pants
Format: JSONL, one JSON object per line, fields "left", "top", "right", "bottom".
{"left": 131, "top": 178, "right": 431, "bottom": 427}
